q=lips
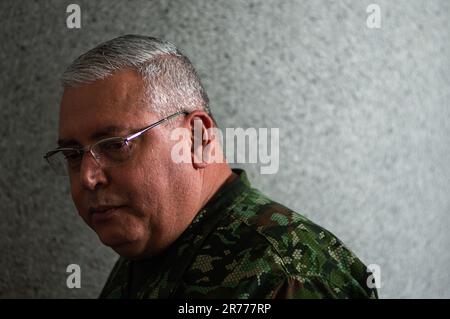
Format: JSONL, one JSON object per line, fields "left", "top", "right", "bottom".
{"left": 89, "top": 205, "right": 124, "bottom": 223}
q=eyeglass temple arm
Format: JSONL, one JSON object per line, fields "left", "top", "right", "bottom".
{"left": 126, "top": 111, "right": 188, "bottom": 141}
{"left": 43, "top": 111, "right": 189, "bottom": 158}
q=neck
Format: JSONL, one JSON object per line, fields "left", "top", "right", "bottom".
{"left": 198, "top": 164, "right": 235, "bottom": 210}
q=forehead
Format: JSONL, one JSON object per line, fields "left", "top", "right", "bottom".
{"left": 58, "top": 69, "right": 156, "bottom": 144}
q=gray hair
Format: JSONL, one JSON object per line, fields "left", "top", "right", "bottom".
{"left": 61, "top": 34, "right": 211, "bottom": 119}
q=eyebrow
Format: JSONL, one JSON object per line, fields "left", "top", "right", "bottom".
{"left": 57, "top": 125, "right": 132, "bottom": 147}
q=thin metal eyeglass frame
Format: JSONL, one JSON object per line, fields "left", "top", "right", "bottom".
{"left": 43, "top": 110, "right": 188, "bottom": 168}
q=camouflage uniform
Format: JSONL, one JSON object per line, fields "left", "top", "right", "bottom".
{"left": 100, "top": 169, "right": 378, "bottom": 299}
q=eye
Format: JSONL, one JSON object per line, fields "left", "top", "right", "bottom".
{"left": 100, "top": 140, "right": 127, "bottom": 151}
{"left": 62, "top": 149, "right": 83, "bottom": 168}
{"left": 97, "top": 139, "right": 131, "bottom": 163}
{"left": 62, "top": 149, "right": 82, "bottom": 161}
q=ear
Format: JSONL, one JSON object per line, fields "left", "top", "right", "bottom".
{"left": 186, "top": 110, "right": 216, "bottom": 169}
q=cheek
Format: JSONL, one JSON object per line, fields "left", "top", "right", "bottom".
{"left": 117, "top": 166, "right": 172, "bottom": 232}
{"left": 123, "top": 171, "right": 160, "bottom": 211}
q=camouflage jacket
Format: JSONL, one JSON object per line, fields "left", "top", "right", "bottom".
{"left": 99, "top": 169, "right": 378, "bottom": 299}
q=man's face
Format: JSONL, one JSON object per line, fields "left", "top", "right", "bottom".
{"left": 58, "top": 69, "right": 198, "bottom": 259}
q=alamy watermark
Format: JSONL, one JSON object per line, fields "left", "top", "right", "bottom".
{"left": 170, "top": 119, "right": 280, "bottom": 174}
{"left": 366, "top": 4, "right": 381, "bottom": 29}
{"left": 366, "top": 263, "right": 381, "bottom": 289}
{"left": 66, "top": 4, "right": 81, "bottom": 29}
{"left": 66, "top": 264, "right": 81, "bottom": 289}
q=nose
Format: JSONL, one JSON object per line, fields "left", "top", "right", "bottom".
{"left": 79, "top": 151, "right": 108, "bottom": 190}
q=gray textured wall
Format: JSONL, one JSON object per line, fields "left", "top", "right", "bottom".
{"left": 1, "top": 0, "right": 449, "bottom": 298}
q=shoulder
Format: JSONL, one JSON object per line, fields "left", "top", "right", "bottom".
{"left": 185, "top": 187, "right": 376, "bottom": 298}
{"left": 225, "top": 188, "right": 356, "bottom": 270}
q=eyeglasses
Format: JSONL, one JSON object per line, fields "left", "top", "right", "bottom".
{"left": 44, "top": 111, "right": 188, "bottom": 176}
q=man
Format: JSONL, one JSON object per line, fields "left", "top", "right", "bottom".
{"left": 45, "top": 35, "right": 377, "bottom": 298}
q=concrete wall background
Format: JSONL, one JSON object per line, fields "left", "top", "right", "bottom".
{"left": 0, "top": 0, "right": 449, "bottom": 298}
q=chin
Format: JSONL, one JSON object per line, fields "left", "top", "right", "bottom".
{"left": 110, "top": 242, "right": 150, "bottom": 259}
{"left": 96, "top": 228, "right": 149, "bottom": 259}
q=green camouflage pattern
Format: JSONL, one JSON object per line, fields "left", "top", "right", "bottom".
{"left": 100, "top": 169, "right": 378, "bottom": 299}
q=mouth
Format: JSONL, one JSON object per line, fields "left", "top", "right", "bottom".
{"left": 89, "top": 205, "right": 125, "bottom": 223}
